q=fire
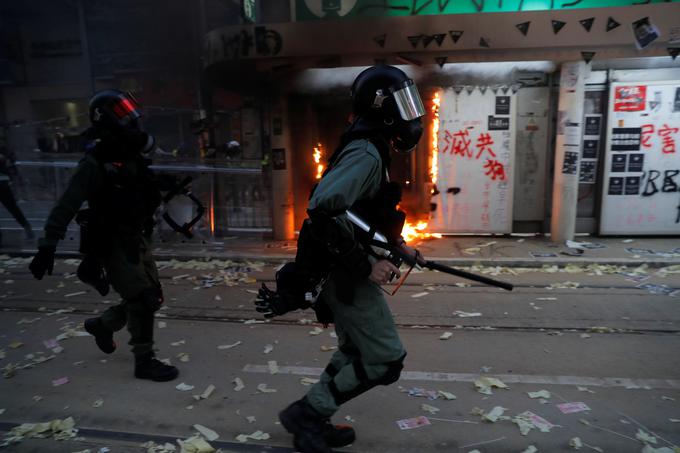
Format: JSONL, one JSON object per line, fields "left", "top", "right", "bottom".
{"left": 313, "top": 143, "right": 324, "bottom": 179}
{"left": 401, "top": 219, "right": 442, "bottom": 243}
{"left": 430, "top": 92, "right": 441, "bottom": 185}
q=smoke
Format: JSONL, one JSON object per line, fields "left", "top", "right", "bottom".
{"left": 290, "top": 61, "right": 556, "bottom": 95}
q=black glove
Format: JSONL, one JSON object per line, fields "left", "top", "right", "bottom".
{"left": 29, "top": 245, "right": 56, "bottom": 280}
{"left": 254, "top": 283, "right": 309, "bottom": 318}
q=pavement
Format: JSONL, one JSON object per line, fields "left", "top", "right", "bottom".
{"left": 1, "top": 225, "right": 680, "bottom": 267}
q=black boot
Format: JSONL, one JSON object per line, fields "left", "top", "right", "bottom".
{"left": 134, "top": 352, "right": 179, "bottom": 382}
{"left": 279, "top": 399, "right": 333, "bottom": 453}
{"left": 77, "top": 258, "right": 110, "bottom": 296}
{"left": 323, "top": 419, "right": 356, "bottom": 448}
{"left": 84, "top": 318, "right": 116, "bottom": 354}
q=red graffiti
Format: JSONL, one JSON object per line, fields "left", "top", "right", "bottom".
{"left": 475, "top": 133, "right": 496, "bottom": 159}
{"left": 483, "top": 159, "right": 506, "bottom": 181}
{"left": 641, "top": 124, "right": 654, "bottom": 148}
{"left": 440, "top": 130, "right": 454, "bottom": 154}
{"left": 658, "top": 124, "right": 679, "bottom": 154}
{"left": 452, "top": 129, "right": 473, "bottom": 157}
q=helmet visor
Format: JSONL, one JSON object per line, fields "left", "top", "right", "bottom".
{"left": 390, "top": 80, "right": 426, "bottom": 121}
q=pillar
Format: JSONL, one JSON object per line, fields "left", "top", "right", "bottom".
{"left": 550, "top": 61, "right": 588, "bottom": 243}
{"left": 270, "top": 96, "right": 295, "bottom": 240}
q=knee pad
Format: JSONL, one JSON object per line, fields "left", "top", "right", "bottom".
{"left": 377, "top": 352, "right": 406, "bottom": 386}
{"left": 135, "top": 286, "right": 164, "bottom": 313}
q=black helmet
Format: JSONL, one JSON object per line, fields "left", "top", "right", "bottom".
{"left": 351, "top": 65, "right": 425, "bottom": 124}
{"left": 89, "top": 89, "right": 142, "bottom": 129}
{"left": 350, "top": 65, "right": 425, "bottom": 152}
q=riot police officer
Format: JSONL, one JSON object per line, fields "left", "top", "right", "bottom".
{"left": 277, "top": 65, "right": 426, "bottom": 452}
{"left": 29, "top": 89, "right": 178, "bottom": 382}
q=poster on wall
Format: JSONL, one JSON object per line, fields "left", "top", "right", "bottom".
{"left": 600, "top": 81, "right": 680, "bottom": 235}
{"left": 429, "top": 88, "right": 516, "bottom": 233}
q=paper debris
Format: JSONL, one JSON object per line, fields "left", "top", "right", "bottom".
{"left": 246, "top": 416, "right": 256, "bottom": 423}
{"left": 577, "top": 387, "right": 596, "bottom": 393}
{"left": 475, "top": 376, "right": 509, "bottom": 395}
{"left": 440, "top": 332, "right": 453, "bottom": 340}
{"left": 309, "top": 327, "right": 323, "bottom": 335}
{"left": 536, "top": 297, "right": 557, "bottom": 301}
{"left": 513, "top": 411, "right": 555, "bottom": 435}
{"left": 558, "top": 402, "right": 590, "bottom": 414}
{"left": 217, "top": 341, "right": 242, "bottom": 350}
{"left": 438, "top": 391, "right": 457, "bottom": 400}
{"left": 243, "top": 319, "right": 264, "bottom": 325}
{"left": 636, "top": 429, "right": 657, "bottom": 444}
{"left": 235, "top": 430, "right": 270, "bottom": 443}
{"left": 547, "top": 281, "right": 580, "bottom": 290}
{"left": 669, "top": 419, "right": 680, "bottom": 423}
{"left": 0, "top": 409, "right": 4, "bottom": 415}
{"left": 482, "top": 406, "right": 507, "bottom": 422}
{"left": 267, "top": 360, "right": 279, "bottom": 374}
{"left": 263, "top": 344, "right": 273, "bottom": 354}
{"left": 171, "top": 340, "right": 186, "bottom": 346}
{"left": 176, "top": 435, "right": 215, "bottom": 452}
{"left": 256, "top": 383, "right": 276, "bottom": 393}
{"left": 175, "top": 383, "right": 195, "bottom": 391}
{"left": 661, "top": 396, "right": 675, "bottom": 401}
{"left": 421, "top": 404, "right": 440, "bottom": 414}
{"left": 141, "top": 440, "right": 177, "bottom": 452}
{"left": 570, "top": 437, "right": 583, "bottom": 449}
{"left": 52, "top": 377, "right": 69, "bottom": 387}
{"left": 396, "top": 416, "right": 431, "bottom": 430}
{"left": 411, "top": 292, "right": 429, "bottom": 298}
{"left": 344, "top": 415, "right": 355, "bottom": 423}
{"left": 232, "top": 378, "right": 245, "bottom": 391}
{"left": 580, "top": 334, "right": 591, "bottom": 339}
{"left": 299, "top": 318, "right": 313, "bottom": 325}
{"left": 157, "top": 321, "right": 167, "bottom": 329}
{"left": 641, "top": 446, "right": 677, "bottom": 453}
{"left": 622, "top": 239, "right": 635, "bottom": 243}
{"left": 177, "top": 353, "right": 190, "bottom": 363}
{"left": 453, "top": 311, "right": 482, "bottom": 318}
{"left": 528, "top": 390, "right": 551, "bottom": 399}
{"left": 193, "top": 384, "right": 215, "bottom": 401}
{"left": 92, "top": 399, "right": 103, "bottom": 408}
{"left": 64, "top": 291, "right": 87, "bottom": 298}
{"left": 1, "top": 417, "right": 78, "bottom": 447}
{"left": 320, "top": 345, "right": 337, "bottom": 352}
{"left": 522, "top": 446, "right": 538, "bottom": 453}
{"left": 193, "top": 424, "right": 219, "bottom": 441}
{"left": 463, "top": 247, "right": 481, "bottom": 255}
{"left": 9, "top": 341, "right": 23, "bottom": 349}
{"left": 32, "top": 395, "right": 42, "bottom": 402}
{"left": 300, "top": 377, "right": 320, "bottom": 386}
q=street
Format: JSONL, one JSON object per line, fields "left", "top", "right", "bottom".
{"left": 1, "top": 255, "right": 679, "bottom": 452}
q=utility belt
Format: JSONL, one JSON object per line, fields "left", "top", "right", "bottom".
{"left": 76, "top": 208, "right": 147, "bottom": 262}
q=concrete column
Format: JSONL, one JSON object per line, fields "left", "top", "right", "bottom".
{"left": 550, "top": 61, "right": 588, "bottom": 243}
{"left": 270, "top": 96, "right": 295, "bottom": 240}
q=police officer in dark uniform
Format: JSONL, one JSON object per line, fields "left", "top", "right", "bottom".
{"left": 29, "top": 90, "right": 178, "bottom": 382}
{"left": 277, "top": 65, "right": 427, "bottom": 452}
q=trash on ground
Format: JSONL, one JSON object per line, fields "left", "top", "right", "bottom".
{"left": 233, "top": 378, "right": 245, "bottom": 391}
{"left": 577, "top": 387, "right": 596, "bottom": 393}
{"left": 177, "top": 353, "right": 190, "bottom": 362}
{"left": 482, "top": 406, "right": 507, "bottom": 422}
{"left": 411, "top": 292, "right": 429, "bottom": 298}
{"left": 235, "top": 431, "right": 270, "bottom": 443}
{"left": 92, "top": 399, "right": 103, "bottom": 408}
{"left": 421, "top": 403, "right": 440, "bottom": 414}
{"left": 558, "top": 402, "right": 591, "bottom": 414}
{"left": 345, "top": 415, "right": 355, "bottom": 423}
{"left": 246, "top": 416, "right": 256, "bottom": 423}
{"left": 440, "top": 332, "right": 453, "bottom": 340}
{"left": 176, "top": 434, "right": 215, "bottom": 452}
{"left": 309, "top": 327, "right": 324, "bottom": 335}
{"left": 522, "top": 446, "right": 538, "bottom": 453}
{"left": 475, "top": 376, "right": 509, "bottom": 395}
{"left": 454, "top": 311, "right": 482, "bottom": 318}
{"left": 175, "top": 383, "right": 194, "bottom": 391}
{"left": 661, "top": 396, "right": 675, "bottom": 401}
{"left": 636, "top": 429, "right": 657, "bottom": 444}
{"left": 52, "top": 377, "right": 69, "bottom": 387}
{"left": 192, "top": 424, "right": 219, "bottom": 441}
{"left": 217, "top": 341, "right": 242, "bottom": 350}
{"left": 8, "top": 341, "right": 23, "bottom": 349}
{"left": 193, "top": 384, "right": 215, "bottom": 401}
{"left": 396, "top": 416, "right": 431, "bottom": 430}
{"left": 171, "top": 340, "right": 186, "bottom": 346}
{"left": 1, "top": 417, "right": 78, "bottom": 447}
{"left": 513, "top": 411, "right": 556, "bottom": 435}
{"left": 268, "top": 360, "right": 279, "bottom": 374}
{"left": 64, "top": 291, "right": 87, "bottom": 298}
{"left": 547, "top": 281, "right": 580, "bottom": 290}
{"left": 263, "top": 344, "right": 273, "bottom": 354}
{"left": 641, "top": 446, "right": 677, "bottom": 453}
{"left": 256, "top": 383, "right": 276, "bottom": 393}
{"left": 528, "top": 390, "right": 551, "bottom": 399}
{"left": 438, "top": 391, "right": 457, "bottom": 400}
{"left": 300, "top": 377, "right": 319, "bottom": 386}
{"left": 320, "top": 345, "right": 337, "bottom": 352}
{"left": 141, "top": 440, "right": 177, "bottom": 452}
{"left": 157, "top": 321, "right": 167, "bottom": 329}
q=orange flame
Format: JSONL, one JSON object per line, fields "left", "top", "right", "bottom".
{"left": 313, "top": 143, "right": 324, "bottom": 179}
{"left": 400, "top": 93, "right": 443, "bottom": 243}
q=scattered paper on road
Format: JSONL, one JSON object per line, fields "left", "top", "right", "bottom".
{"left": 64, "top": 291, "right": 87, "bottom": 298}
{"left": 256, "top": 383, "right": 276, "bottom": 393}
{"left": 636, "top": 429, "right": 657, "bottom": 444}
{"left": 309, "top": 327, "right": 323, "bottom": 335}
{"left": 92, "top": 399, "right": 103, "bottom": 408}
{"left": 235, "top": 431, "right": 270, "bottom": 443}
{"left": 421, "top": 404, "right": 440, "bottom": 414}
{"left": 577, "top": 386, "right": 596, "bottom": 393}
{"left": 396, "top": 416, "right": 431, "bottom": 430}
{"left": 193, "top": 384, "right": 215, "bottom": 401}
{"left": 513, "top": 411, "right": 555, "bottom": 435}
{"left": 175, "top": 383, "right": 194, "bottom": 391}
{"left": 177, "top": 435, "right": 215, "bottom": 452}
{"left": 570, "top": 437, "right": 583, "bottom": 449}
{"left": 157, "top": 321, "right": 167, "bottom": 329}
{"left": 475, "top": 376, "right": 509, "bottom": 395}
{"left": 522, "top": 446, "right": 538, "bottom": 453}
{"left": 411, "top": 292, "right": 429, "bottom": 298}
{"left": 300, "top": 377, "right": 319, "bottom": 386}
{"left": 267, "top": 360, "right": 279, "bottom": 374}
{"left": 482, "top": 406, "right": 507, "bottom": 422}
{"left": 558, "top": 402, "right": 590, "bottom": 414}
{"left": 171, "top": 340, "right": 186, "bottom": 346}
{"left": 232, "top": 378, "right": 245, "bottom": 391}
{"left": 52, "top": 377, "right": 69, "bottom": 387}
{"left": 193, "top": 424, "right": 219, "bottom": 441}
{"left": 320, "top": 345, "right": 337, "bottom": 352}
{"left": 177, "top": 353, "right": 190, "bottom": 362}
{"left": 440, "top": 332, "right": 453, "bottom": 340}
{"left": 9, "top": 341, "right": 23, "bottom": 349}
{"left": 454, "top": 311, "right": 482, "bottom": 318}
{"left": 217, "top": 341, "right": 242, "bottom": 350}
{"left": 263, "top": 344, "right": 273, "bottom": 354}
{"left": 528, "top": 390, "right": 551, "bottom": 399}
{"left": 1, "top": 417, "right": 78, "bottom": 447}
{"left": 438, "top": 391, "right": 457, "bottom": 400}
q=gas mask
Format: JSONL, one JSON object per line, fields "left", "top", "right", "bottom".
{"left": 391, "top": 118, "right": 423, "bottom": 154}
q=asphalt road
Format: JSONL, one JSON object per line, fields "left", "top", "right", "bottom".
{"left": 0, "top": 257, "right": 679, "bottom": 452}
